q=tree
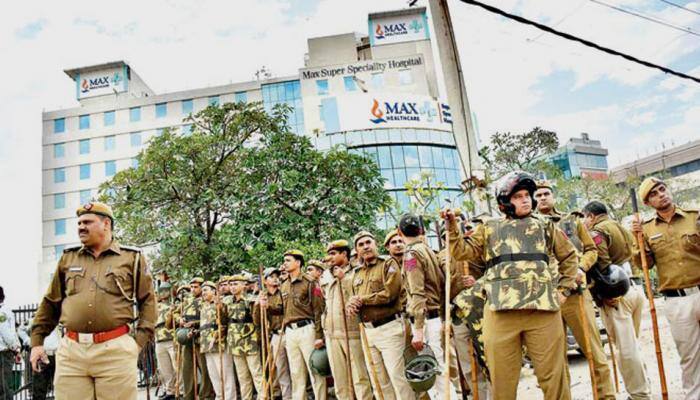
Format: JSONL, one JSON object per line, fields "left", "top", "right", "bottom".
{"left": 478, "top": 127, "right": 559, "bottom": 177}
{"left": 100, "top": 102, "right": 390, "bottom": 280}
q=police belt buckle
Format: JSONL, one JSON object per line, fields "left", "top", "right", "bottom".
{"left": 78, "top": 333, "right": 94, "bottom": 344}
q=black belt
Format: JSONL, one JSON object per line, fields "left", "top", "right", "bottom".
{"left": 486, "top": 253, "right": 549, "bottom": 268}
{"left": 363, "top": 313, "right": 401, "bottom": 329}
{"left": 155, "top": 322, "right": 166, "bottom": 329}
{"left": 662, "top": 285, "right": 700, "bottom": 298}
{"left": 183, "top": 315, "right": 199, "bottom": 322}
{"left": 200, "top": 323, "right": 218, "bottom": 330}
{"left": 229, "top": 318, "right": 253, "bottom": 324}
{"left": 286, "top": 319, "right": 313, "bottom": 330}
{"left": 409, "top": 309, "right": 441, "bottom": 324}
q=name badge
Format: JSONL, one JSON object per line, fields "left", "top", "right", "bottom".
{"left": 68, "top": 266, "right": 84, "bottom": 273}
{"left": 649, "top": 233, "right": 663, "bottom": 240}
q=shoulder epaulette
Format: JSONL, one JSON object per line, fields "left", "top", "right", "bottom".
{"left": 119, "top": 245, "right": 142, "bottom": 252}
{"left": 64, "top": 245, "right": 82, "bottom": 252}
{"left": 642, "top": 215, "right": 655, "bottom": 224}
{"left": 377, "top": 254, "right": 388, "bottom": 261}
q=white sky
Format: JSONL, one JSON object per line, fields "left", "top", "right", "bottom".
{"left": 1, "top": 0, "right": 698, "bottom": 307}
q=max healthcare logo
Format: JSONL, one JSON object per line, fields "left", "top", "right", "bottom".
{"left": 369, "top": 99, "right": 421, "bottom": 124}
{"left": 374, "top": 19, "right": 423, "bottom": 40}
{"left": 80, "top": 72, "right": 122, "bottom": 94}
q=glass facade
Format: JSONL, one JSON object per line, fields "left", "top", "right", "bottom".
{"left": 262, "top": 80, "right": 304, "bottom": 134}
{"left": 79, "top": 115, "right": 90, "bottom": 130}
{"left": 343, "top": 76, "right": 357, "bottom": 92}
{"left": 54, "top": 168, "right": 65, "bottom": 183}
{"left": 182, "top": 99, "right": 193, "bottom": 114}
{"left": 54, "top": 193, "right": 65, "bottom": 209}
{"left": 131, "top": 132, "right": 142, "bottom": 147}
{"left": 235, "top": 91, "right": 247, "bottom": 103}
{"left": 105, "top": 160, "right": 116, "bottom": 177}
{"left": 156, "top": 103, "right": 167, "bottom": 118}
{"left": 79, "top": 139, "right": 90, "bottom": 155}
{"left": 80, "top": 189, "right": 92, "bottom": 205}
{"left": 104, "top": 111, "right": 115, "bottom": 126}
{"left": 55, "top": 219, "right": 66, "bottom": 236}
{"left": 79, "top": 164, "right": 91, "bottom": 180}
{"left": 104, "top": 135, "right": 116, "bottom": 151}
{"left": 208, "top": 96, "right": 220, "bottom": 106}
{"left": 54, "top": 143, "right": 65, "bottom": 158}
{"left": 550, "top": 149, "right": 608, "bottom": 179}
{"left": 54, "top": 118, "right": 65, "bottom": 133}
{"left": 129, "top": 107, "right": 141, "bottom": 122}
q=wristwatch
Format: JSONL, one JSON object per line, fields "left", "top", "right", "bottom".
{"left": 558, "top": 287, "right": 574, "bottom": 298}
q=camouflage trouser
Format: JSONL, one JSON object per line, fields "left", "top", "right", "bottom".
{"left": 452, "top": 284, "right": 489, "bottom": 380}
{"left": 32, "top": 354, "right": 55, "bottom": 400}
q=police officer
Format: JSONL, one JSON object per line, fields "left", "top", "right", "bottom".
{"left": 582, "top": 200, "right": 652, "bottom": 400}
{"left": 346, "top": 231, "right": 413, "bottom": 400}
{"left": 180, "top": 277, "right": 215, "bottom": 400}
{"left": 443, "top": 171, "right": 578, "bottom": 400}
{"left": 199, "top": 281, "right": 236, "bottom": 400}
{"left": 260, "top": 268, "right": 292, "bottom": 400}
{"left": 262, "top": 250, "right": 326, "bottom": 400}
{"left": 29, "top": 202, "right": 156, "bottom": 400}
{"left": 225, "top": 274, "right": 262, "bottom": 400}
{"left": 535, "top": 181, "right": 616, "bottom": 400}
{"left": 632, "top": 177, "right": 700, "bottom": 399}
{"left": 306, "top": 260, "right": 325, "bottom": 282}
{"left": 384, "top": 230, "right": 407, "bottom": 313}
{"left": 0, "top": 286, "right": 21, "bottom": 400}
{"left": 155, "top": 283, "right": 178, "bottom": 400}
{"left": 324, "top": 240, "right": 373, "bottom": 400}
{"left": 399, "top": 214, "right": 458, "bottom": 400}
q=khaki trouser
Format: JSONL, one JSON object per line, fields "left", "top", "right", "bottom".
{"left": 270, "top": 333, "right": 292, "bottom": 400}
{"left": 420, "top": 317, "right": 459, "bottom": 399}
{"left": 362, "top": 318, "right": 415, "bottom": 400}
{"left": 600, "top": 285, "right": 651, "bottom": 400}
{"left": 204, "top": 352, "right": 237, "bottom": 400}
{"left": 665, "top": 289, "right": 700, "bottom": 399}
{"left": 54, "top": 334, "right": 139, "bottom": 400}
{"left": 182, "top": 342, "right": 215, "bottom": 400}
{"left": 453, "top": 322, "right": 491, "bottom": 399}
{"left": 326, "top": 336, "right": 373, "bottom": 400}
{"left": 560, "top": 290, "right": 616, "bottom": 400}
{"left": 232, "top": 353, "right": 262, "bottom": 400}
{"left": 156, "top": 340, "right": 178, "bottom": 396}
{"left": 284, "top": 323, "right": 327, "bottom": 400}
{"left": 483, "top": 307, "right": 570, "bottom": 400}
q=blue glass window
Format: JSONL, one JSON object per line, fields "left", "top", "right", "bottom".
{"left": 156, "top": 103, "right": 167, "bottom": 118}
{"left": 104, "top": 135, "right": 115, "bottom": 151}
{"left": 54, "top": 118, "right": 65, "bottom": 133}
{"left": 55, "top": 219, "right": 66, "bottom": 236}
{"left": 79, "top": 139, "right": 90, "bottom": 155}
{"left": 130, "top": 107, "right": 141, "bottom": 122}
{"left": 54, "top": 143, "right": 65, "bottom": 158}
{"left": 404, "top": 145, "right": 419, "bottom": 167}
{"left": 391, "top": 146, "right": 405, "bottom": 168}
{"left": 79, "top": 164, "right": 91, "bottom": 180}
{"left": 377, "top": 146, "right": 392, "bottom": 169}
{"left": 261, "top": 81, "right": 304, "bottom": 134}
{"left": 80, "top": 189, "right": 92, "bottom": 205}
{"left": 79, "top": 115, "right": 90, "bottom": 130}
{"left": 208, "top": 96, "right": 219, "bottom": 106}
{"left": 316, "top": 80, "right": 329, "bottom": 95}
{"left": 54, "top": 168, "right": 66, "bottom": 183}
{"left": 343, "top": 76, "right": 357, "bottom": 92}
{"left": 235, "top": 92, "right": 247, "bottom": 103}
{"left": 54, "top": 245, "right": 66, "bottom": 259}
{"left": 105, "top": 160, "right": 116, "bottom": 177}
{"left": 131, "top": 132, "right": 142, "bottom": 147}
{"left": 104, "top": 111, "right": 115, "bottom": 126}
{"left": 54, "top": 193, "right": 65, "bottom": 209}
{"left": 182, "top": 99, "right": 193, "bottom": 114}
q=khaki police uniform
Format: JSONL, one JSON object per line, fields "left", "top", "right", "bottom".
{"left": 264, "top": 286, "right": 292, "bottom": 400}
{"left": 155, "top": 297, "right": 178, "bottom": 398}
{"left": 541, "top": 208, "right": 616, "bottom": 400}
{"left": 404, "top": 239, "right": 458, "bottom": 399}
{"left": 448, "top": 213, "right": 578, "bottom": 400}
{"left": 633, "top": 180, "right": 700, "bottom": 399}
{"left": 350, "top": 248, "right": 414, "bottom": 400}
{"left": 322, "top": 264, "right": 373, "bottom": 400}
{"left": 590, "top": 214, "right": 652, "bottom": 400}
{"left": 199, "top": 285, "right": 237, "bottom": 400}
{"left": 31, "top": 239, "right": 156, "bottom": 400}
{"left": 271, "top": 266, "right": 326, "bottom": 400}
{"left": 179, "top": 287, "right": 215, "bottom": 400}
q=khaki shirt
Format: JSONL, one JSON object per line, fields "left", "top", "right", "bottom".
{"left": 634, "top": 206, "right": 700, "bottom": 291}
{"left": 264, "top": 289, "right": 284, "bottom": 332}
{"left": 351, "top": 256, "right": 403, "bottom": 323}
{"left": 590, "top": 215, "right": 635, "bottom": 269}
{"left": 31, "top": 240, "right": 156, "bottom": 348}
{"left": 404, "top": 240, "right": 444, "bottom": 330}
{"left": 541, "top": 209, "right": 598, "bottom": 271}
{"left": 274, "top": 273, "right": 325, "bottom": 340}
{"left": 322, "top": 266, "right": 360, "bottom": 340}
{"left": 386, "top": 255, "right": 407, "bottom": 311}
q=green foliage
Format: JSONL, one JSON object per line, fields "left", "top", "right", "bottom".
{"left": 478, "top": 127, "right": 559, "bottom": 178}
{"left": 100, "top": 101, "right": 389, "bottom": 280}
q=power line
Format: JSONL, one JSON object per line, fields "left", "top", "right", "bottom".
{"left": 657, "top": 0, "right": 700, "bottom": 17}
{"left": 527, "top": 1, "right": 586, "bottom": 43}
{"left": 589, "top": 0, "right": 700, "bottom": 37}
{"left": 456, "top": 0, "right": 700, "bottom": 84}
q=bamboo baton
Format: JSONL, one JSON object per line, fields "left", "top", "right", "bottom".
{"left": 576, "top": 284, "right": 598, "bottom": 400}
{"left": 216, "top": 294, "right": 225, "bottom": 400}
{"left": 359, "top": 323, "right": 385, "bottom": 400}
{"left": 608, "top": 336, "right": 620, "bottom": 393}
{"left": 337, "top": 277, "right": 356, "bottom": 399}
{"left": 630, "top": 188, "right": 668, "bottom": 399}
{"left": 444, "top": 218, "right": 452, "bottom": 400}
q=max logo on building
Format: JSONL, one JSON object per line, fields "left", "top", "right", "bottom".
{"left": 375, "top": 20, "right": 422, "bottom": 40}
{"left": 370, "top": 99, "right": 420, "bottom": 124}
{"left": 80, "top": 73, "right": 122, "bottom": 93}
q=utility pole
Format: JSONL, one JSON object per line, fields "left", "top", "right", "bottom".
{"left": 428, "top": 0, "right": 488, "bottom": 211}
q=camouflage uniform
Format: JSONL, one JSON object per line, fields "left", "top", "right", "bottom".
{"left": 224, "top": 293, "right": 263, "bottom": 400}
{"left": 448, "top": 214, "right": 578, "bottom": 400}
{"left": 200, "top": 298, "right": 237, "bottom": 400}
{"left": 179, "top": 295, "right": 214, "bottom": 400}
{"left": 155, "top": 300, "right": 178, "bottom": 398}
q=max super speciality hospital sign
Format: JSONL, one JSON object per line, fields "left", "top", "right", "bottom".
{"left": 75, "top": 67, "right": 128, "bottom": 99}
{"left": 301, "top": 55, "right": 424, "bottom": 80}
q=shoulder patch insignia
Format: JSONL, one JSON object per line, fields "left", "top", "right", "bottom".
{"left": 592, "top": 234, "right": 603, "bottom": 246}
{"left": 388, "top": 265, "right": 396, "bottom": 274}
{"left": 312, "top": 286, "right": 323, "bottom": 298}
{"left": 405, "top": 257, "right": 417, "bottom": 272}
